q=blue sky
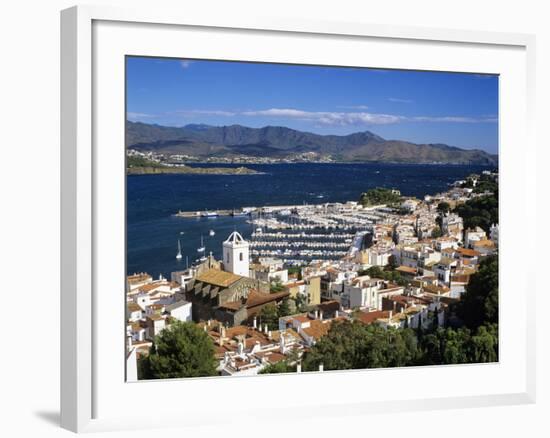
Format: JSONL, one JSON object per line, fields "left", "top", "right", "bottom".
{"left": 126, "top": 57, "right": 499, "bottom": 154}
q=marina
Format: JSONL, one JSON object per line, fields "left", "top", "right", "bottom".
{"left": 173, "top": 201, "right": 383, "bottom": 264}
{"left": 127, "top": 163, "right": 488, "bottom": 277}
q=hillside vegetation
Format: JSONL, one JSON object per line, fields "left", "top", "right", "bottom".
{"left": 126, "top": 121, "right": 498, "bottom": 165}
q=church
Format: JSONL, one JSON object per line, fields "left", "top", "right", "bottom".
{"left": 185, "top": 231, "right": 288, "bottom": 326}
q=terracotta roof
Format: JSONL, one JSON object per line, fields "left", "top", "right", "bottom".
{"left": 302, "top": 320, "right": 332, "bottom": 340}
{"left": 293, "top": 315, "right": 311, "bottom": 323}
{"left": 127, "top": 273, "right": 152, "bottom": 284}
{"left": 396, "top": 266, "right": 417, "bottom": 275}
{"left": 219, "top": 289, "right": 289, "bottom": 312}
{"left": 264, "top": 352, "right": 286, "bottom": 364}
{"left": 388, "top": 295, "right": 420, "bottom": 305}
{"left": 473, "top": 239, "right": 496, "bottom": 248}
{"left": 138, "top": 282, "right": 168, "bottom": 293}
{"left": 451, "top": 274, "right": 471, "bottom": 283}
{"left": 147, "top": 314, "right": 164, "bottom": 321}
{"left": 423, "top": 284, "right": 450, "bottom": 294}
{"left": 270, "top": 328, "right": 301, "bottom": 343}
{"left": 355, "top": 310, "right": 390, "bottom": 325}
{"left": 456, "top": 248, "right": 481, "bottom": 257}
{"left": 438, "top": 257, "right": 456, "bottom": 266}
{"left": 285, "top": 281, "right": 305, "bottom": 288}
{"left": 130, "top": 321, "right": 145, "bottom": 331}
{"left": 225, "top": 325, "right": 250, "bottom": 338}
{"left": 316, "top": 300, "right": 340, "bottom": 313}
{"left": 246, "top": 289, "right": 289, "bottom": 308}
{"left": 127, "top": 303, "right": 142, "bottom": 312}
{"left": 196, "top": 269, "right": 242, "bottom": 287}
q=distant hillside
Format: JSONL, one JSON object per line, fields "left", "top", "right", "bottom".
{"left": 126, "top": 121, "right": 498, "bottom": 165}
{"left": 126, "top": 155, "right": 260, "bottom": 175}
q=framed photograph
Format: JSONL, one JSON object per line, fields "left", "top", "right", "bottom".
{"left": 61, "top": 5, "right": 536, "bottom": 433}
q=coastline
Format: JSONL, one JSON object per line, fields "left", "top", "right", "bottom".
{"left": 126, "top": 165, "right": 264, "bottom": 176}
{"left": 172, "top": 160, "right": 498, "bottom": 167}
{"left": 127, "top": 162, "right": 492, "bottom": 277}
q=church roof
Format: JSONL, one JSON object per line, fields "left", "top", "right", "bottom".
{"left": 196, "top": 269, "right": 242, "bottom": 287}
{"left": 246, "top": 289, "right": 289, "bottom": 308}
{"left": 224, "top": 231, "right": 247, "bottom": 245}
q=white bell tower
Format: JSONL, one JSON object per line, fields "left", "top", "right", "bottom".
{"left": 222, "top": 231, "right": 249, "bottom": 277}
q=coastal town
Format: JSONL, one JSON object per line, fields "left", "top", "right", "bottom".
{"left": 128, "top": 147, "right": 338, "bottom": 165}
{"left": 126, "top": 170, "right": 499, "bottom": 380}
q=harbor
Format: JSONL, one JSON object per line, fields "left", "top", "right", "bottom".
{"left": 127, "top": 162, "right": 488, "bottom": 277}
{"left": 173, "top": 201, "right": 383, "bottom": 264}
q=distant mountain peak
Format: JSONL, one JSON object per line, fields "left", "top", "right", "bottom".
{"left": 126, "top": 121, "right": 497, "bottom": 165}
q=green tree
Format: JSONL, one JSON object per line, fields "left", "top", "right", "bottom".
{"left": 287, "top": 266, "right": 303, "bottom": 281}
{"left": 359, "top": 187, "right": 401, "bottom": 207}
{"left": 302, "top": 320, "right": 420, "bottom": 371}
{"left": 469, "top": 324, "right": 498, "bottom": 363}
{"left": 258, "top": 361, "right": 296, "bottom": 374}
{"left": 358, "top": 265, "right": 408, "bottom": 286}
{"left": 139, "top": 321, "right": 218, "bottom": 379}
{"left": 294, "top": 294, "right": 308, "bottom": 312}
{"left": 431, "top": 226, "right": 443, "bottom": 238}
{"left": 421, "top": 331, "right": 443, "bottom": 365}
{"left": 258, "top": 303, "right": 280, "bottom": 330}
{"left": 453, "top": 194, "right": 498, "bottom": 233}
{"left": 441, "top": 328, "right": 471, "bottom": 364}
{"left": 359, "top": 265, "right": 384, "bottom": 278}
{"left": 270, "top": 280, "right": 285, "bottom": 293}
{"left": 437, "top": 202, "right": 451, "bottom": 214}
{"left": 472, "top": 174, "right": 498, "bottom": 194}
{"left": 455, "top": 255, "right": 498, "bottom": 329}
{"left": 278, "top": 298, "right": 292, "bottom": 318}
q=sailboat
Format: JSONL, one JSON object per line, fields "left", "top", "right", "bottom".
{"left": 209, "top": 229, "right": 215, "bottom": 237}
{"left": 197, "top": 235, "right": 205, "bottom": 253}
{"left": 176, "top": 239, "right": 183, "bottom": 260}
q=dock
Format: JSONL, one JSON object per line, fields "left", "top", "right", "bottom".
{"left": 173, "top": 200, "right": 386, "bottom": 264}
{"left": 175, "top": 209, "right": 237, "bottom": 218}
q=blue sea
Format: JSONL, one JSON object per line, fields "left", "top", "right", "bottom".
{"left": 127, "top": 163, "right": 492, "bottom": 278}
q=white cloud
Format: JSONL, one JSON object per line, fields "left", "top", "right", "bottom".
{"left": 127, "top": 112, "right": 156, "bottom": 120}
{"left": 129, "top": 107, "right": 497, "bottom": 126}
{"left": 242, "top": 108, "right": 401, "bottom": 125}
{"left": 241, "top": 108, "right": 495, "bottom": 126}
{"left": 388, "top": 97, "right": 413, "bottom": 103}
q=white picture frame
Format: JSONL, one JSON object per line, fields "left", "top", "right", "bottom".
{"left": 61, "top": 4, "right": 537, "bottom": 433}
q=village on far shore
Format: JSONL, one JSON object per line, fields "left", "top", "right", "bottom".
{"left": 126, "top": 170, "right": 499, "bottom": 380}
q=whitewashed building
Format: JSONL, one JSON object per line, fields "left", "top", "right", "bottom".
{"left": 165, "top": 300, "right": 192, "bottom": 322}
{"left": 222, "top": 231, "right": 250, "bottom": 277}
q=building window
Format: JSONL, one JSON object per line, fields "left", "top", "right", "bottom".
{"left": 226, "top": 253, "right": 230, "bottom": 263}
{"left": 239, "top": 252, "right": 243, "bottom": 261}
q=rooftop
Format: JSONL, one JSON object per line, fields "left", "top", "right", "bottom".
{"left": 355, "top": 310, "right": 390, "bottom": 325}
{"left": 127, "top": 273, "right": 152, "bottom": 283}
{"left": 395, "top": 265, "right": 417, "bottom": 275}
{"left": 456, "top": 248, "right": 481, "bottom": 257}
{"left": 127, "top": 302, "right": 142, "bottom": 312}
{"left": 301, "top": 319, "right": 332, "bottom": 340}
{"left": 196, "top": 269, "right": 242, "bottom": 287}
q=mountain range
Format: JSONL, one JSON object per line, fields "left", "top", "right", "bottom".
{"left": 126, "top": 121, "right": 498, "bottom": 165}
